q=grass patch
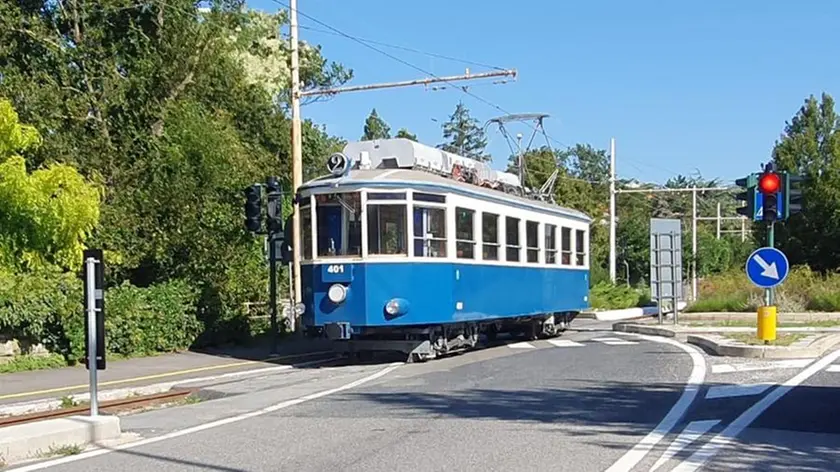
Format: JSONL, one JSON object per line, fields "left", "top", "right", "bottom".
{"left": 43, "top": 444, "right": 84, "bottom": 457}
{"left": 686, "top": 266, "right": 840, "bottom": 313}
{"left": 722, "top": 332, "right": 808, "bottom": 346}
{"left": 0, "top": 353, "right": 68, "bottom": 374}
{"left": 684, "top": 319, "right": 840, "bottom": 328}
{"left": 589, "top": 282, "right": 650, "bottom": 310}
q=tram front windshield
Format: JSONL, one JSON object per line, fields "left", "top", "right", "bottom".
{"left": 314, "top": 192, "right": 362, "bottom": 258}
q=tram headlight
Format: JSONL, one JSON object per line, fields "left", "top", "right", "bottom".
{"left": 327, "top": 284, "right": 347, "bottom": 304}
{"left": 385, "top": 298, "right": 410, "bottom": 317}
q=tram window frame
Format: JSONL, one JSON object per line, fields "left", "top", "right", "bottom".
{"left": 314, "top": 192, "right": 362, "bottom": 258}
{"left": 366, "top": 201, "right": 408, "bottom": 256}
{"left": 455, "top": 207, "right": 475, "bottom": 259}
{"left": 481, "top": 212, "right": 500, "bottom": 261}
{"left": 575, "top": 228, "right": 587, "bottom": 266}
{"left": 505, "top": 216, "right": 520, "bottom": 262}
{"left": 413, "top": 205, "right": 447, "bottom": 258}
{"left": 545, "top": 224, "right": 558, "bottom": 264}
{"left": 413, "top": 192, "right": 446, "bottom": 204}
{"left": 300, "top": 197, "right": 313, "bottom": 261}
{"left": 561, "top": 227, "right": 572, "bottom": 265}
{"left": 526, "top": 220, "right": 540, "bottom": 263}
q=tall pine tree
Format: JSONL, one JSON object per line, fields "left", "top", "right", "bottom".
{"left": 437, "top": 102, "right": 490, "bottom": 161}
{"left": 362, "top": 108, "right": 391, "bottom": 140}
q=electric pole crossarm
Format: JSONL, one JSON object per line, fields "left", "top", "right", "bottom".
{"left": 616, "top": 187, "right": 731, "bottom": 194}
{"left": 300, "top": 69, "right": 518, "bottom": 97}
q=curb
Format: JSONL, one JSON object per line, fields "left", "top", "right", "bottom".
{"left": 590, "top": 302, "right": 688, "bottom": 321}
{"left": 0, "top": 356, "right": 337, "bottom": 419}
{"left": 0, "top": 415, "right": 121, "bottom": 464}
{"left": 614, "top": 322, "right": 840, "bottom": 358}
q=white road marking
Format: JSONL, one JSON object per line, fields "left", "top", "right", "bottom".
{"left": 592, "top": 337, "right": 638, "bottom": 345}
{"left": 508, "top": 342, "right": 536, "bottom": 349}
{"left": 705, "top": 383, "right": 774, "bottom": 400}
{"left": 824, "top": 364, "right": 840, "bottom": 372}
{"left": 10, "top": 363, "right": 403, "bottom": 471}
{"left": 604, "top": 333, "right": 707, "bottom": 472}
{"left": 711, "top": 358, "right": 814, "bottom": 374}
{"left": 547, "top": 339, "right": 584, "bottom": 347}
{"left": 649, "top": 419, "right": 720, "bottom": 472}
{"left": 672, "top": 347, "right": 840, "bottom": 472}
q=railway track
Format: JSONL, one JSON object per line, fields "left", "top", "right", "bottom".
{"left": 0, "top": 388, "right": 198, "bottom": 428}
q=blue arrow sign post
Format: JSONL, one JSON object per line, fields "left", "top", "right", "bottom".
{"left": 745, "top": 247, "right": 790, "bottom": 289}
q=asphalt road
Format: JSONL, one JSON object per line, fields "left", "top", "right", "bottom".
{"left": 8, "top": 328, "right": 700, "bottom": 472}
{"left": 14, "top": 326, "right": 840, "bottom": 472}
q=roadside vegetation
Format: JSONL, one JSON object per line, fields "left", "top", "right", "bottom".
{"left": 1, "top": 2, "right": 839, "bottom": 374}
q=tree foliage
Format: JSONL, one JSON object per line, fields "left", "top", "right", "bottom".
{"left": 361, "top": 108, "right": 390, "bottom": 140}
{"left": 0, "top": 99, "right": 100, "bottom": 272}
{"left": 396, "top": 128, "right": 417, "bottom": 141}
{"left": 438, "top": 102, "right": 489, "bottom": 161}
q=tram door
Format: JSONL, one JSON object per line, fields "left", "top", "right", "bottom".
{"left": 317, "top": 205, "right": 342, "bottom": 256}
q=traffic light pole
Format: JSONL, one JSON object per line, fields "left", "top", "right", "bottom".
{"left": 268, "top": 230, "right": 279, "bottom": 354}
{"left": 767, "top": 221, "right": 775, "bottom": 306}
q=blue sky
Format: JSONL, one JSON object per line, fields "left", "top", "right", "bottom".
{"left": 248, "top": 0, "right": 839, "bottom": 185}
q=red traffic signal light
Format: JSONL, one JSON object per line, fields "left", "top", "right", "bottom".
{"left": 758, "top": 172, "right": 780, "bottom": 194}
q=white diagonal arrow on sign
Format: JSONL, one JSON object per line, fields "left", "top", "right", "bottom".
{"left": 753, "top": 254, "right": 779, "bottom": 279}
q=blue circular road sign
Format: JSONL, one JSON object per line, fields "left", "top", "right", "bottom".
{"left": 745, "top": 247, "right": 790, "bottom": 289}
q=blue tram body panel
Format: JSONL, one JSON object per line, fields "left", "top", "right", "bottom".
{"left": 302, "top": 262, "right": 589, "bottom": 329}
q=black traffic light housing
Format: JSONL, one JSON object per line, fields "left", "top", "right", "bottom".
{"left": 758, "top": 164, "right": 781, "bottom": 222}
{"left": 244, "top": 184, "right": 262, "bottom": 233}
{"left": 784, "top": 172, "right": 804, "bottom": 219}
{"left": 265, "top": 177, "right": 283, "bottom": 235}
{"left": 734, "top": 174, "right": 757, "bottom": 219}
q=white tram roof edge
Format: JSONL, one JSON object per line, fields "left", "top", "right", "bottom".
{"left": 299, "top": 168, "right": 593, "bottom": 224}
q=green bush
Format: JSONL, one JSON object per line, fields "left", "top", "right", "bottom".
{"left": 589, "top": 282, "right": 648, "bottom": 310}
{"left": 104, "top": 279, "right": 202, "bottom": 357}
{"left": 0, "top": 268, "right": 202, "bottom": 365}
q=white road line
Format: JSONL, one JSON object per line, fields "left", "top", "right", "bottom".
{"left": 604, "top": 333, "right": 707, "bottom": 472}
{"left": 649, "top": 419, "right": 720, "bottom": 472}
{"left": 705, "top": 383, "right": 774, "bottom": 400}
{"left": 592, "top": 337, "right": 638, "bottom": 346}
{"left": 672, "top": 347, "right": 840, "bottom": 472}
{"left": 508, "top": 342, "right": 536, "bottom": 349}
{"left": 547, "top": 339, "right": 584, "bottom": 348}
{"left": 711, "top": 358, "right": 814, "bottom": 374}
{"left": 10, "top": 363, "right": 403, "bottom": 472}
{"left": 825, "top": 365, "right": 840, "bottom": 373}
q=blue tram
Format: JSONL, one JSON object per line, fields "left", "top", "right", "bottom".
{"left": 297, "top": 138, "right": 591, "bottom": 361}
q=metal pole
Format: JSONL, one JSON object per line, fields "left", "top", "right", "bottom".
{"left": 268, "top": 233, "right": 279, "bottom": 353}
{"left": 300, "top": 69, "right": 517, "bottom": 97}
{"left": 85, "top": 257, "right": 98, "bottom": 417}
{"left": 691, "top": 187, "right": 697, "bottom": 302}
{"left": 767, "top": 221, "right": 775, "bottom": 306}
{"left": 609, "top": 137, "right": 617, "bottom": 284}
{"left": 289, "top": 0, "right": 303, "bottom": 330}
{"left": 716, "top": 202, "right": 721, "bottom": 239}
{"left": 741, "top": 217, "right": 746, "bottom": 242}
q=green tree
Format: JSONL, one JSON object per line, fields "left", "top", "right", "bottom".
{"left": 438, "top": 102, "right": 489, "bottom": 161}
{"left": 396, "top": 128, "right": 417, "bottom": 141}
{"left": 772, "top": 93, "right": 840, "bottom": 271}
{"left": 362, "top": 109, "right": 391, "bottom": 140}
{"left": 0, "top": 99, "right": 100, "bottom": 272}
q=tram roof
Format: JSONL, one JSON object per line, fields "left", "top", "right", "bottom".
{"left": 299, "top": 168, "right": 592, "bottom": 223}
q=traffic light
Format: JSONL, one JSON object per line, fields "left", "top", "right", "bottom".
{"left": 783, "top": 172, "right": 804, "bottom": 219}
{"left": 244, "top": 184, "right": 262, "bottom": 232}
{"left": 734, "top": 173, "right": 757, "bottom": 219}
{"left": 265, "top": 177, "right": 283, "bottom": 235}
{"left": 758, "top": 166, "right": 780, "bottom": 222}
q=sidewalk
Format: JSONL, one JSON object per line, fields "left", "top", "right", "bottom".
{"left": 0, "top": 336, "right": 334, "bottom": 409}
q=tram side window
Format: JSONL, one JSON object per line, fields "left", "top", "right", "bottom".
{"left": 545, "top": 224, "right": 557, "bottom": 264}
{"left": 506, "top": 217, "right": 520, "bottom": 262}
{"left": 561, "top": 227, "right": 572, "bottom": 265}
{"left": 413, "top": 206, "right": 446, "bottom": 257}
{"left": 455, "top": 207, "right": 475, "bottom": 259}
{"left": 575, "top": 229, "right": 587, "bottom": 266}
{"left": 526, "top": 221, "right": 539, "bottom": 263}
{"left": 482, "top": 212, "right": 499, "bottom": 261}
{"left": 367, "top": 204, "right": 407, "bottom": 255}
{"left": 300, "top": 200, "right": 312, "bottom": 260}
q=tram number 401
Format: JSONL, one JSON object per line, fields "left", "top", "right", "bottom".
{"left": 326, "top": 264, "right": 345, "bottom": 274}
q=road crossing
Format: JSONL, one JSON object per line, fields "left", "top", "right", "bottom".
{"left": 507, "top": 336, "right": 640, "bottom": 350}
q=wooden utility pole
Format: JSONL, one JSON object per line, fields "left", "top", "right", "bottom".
{"left": 288, "top": 2, "right": 517, "bottom": 331}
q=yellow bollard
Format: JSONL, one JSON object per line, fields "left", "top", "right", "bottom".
{"left": 757, "top": 305, "right": 777, "bottom": 342}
